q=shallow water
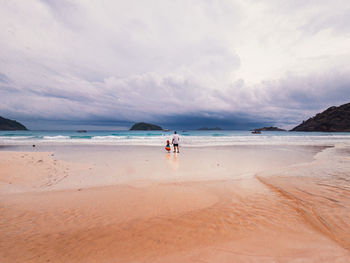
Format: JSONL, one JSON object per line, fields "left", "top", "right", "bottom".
{"left": 1, "top": 144, "right": 324, "bottom": 189}
{"left": 257, "top": 145, "right": 350, "bottom": 251}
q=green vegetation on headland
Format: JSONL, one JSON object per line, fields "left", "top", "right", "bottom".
{"left": 196, "top": 127, "right": 222, "bottom": 131}
{"left": 253, "top": 127, "right": 286, "bottom": 132}
{"left": 130, "top": 122, "right": 163, "bottom": 130}
{"left": 0, "top": 116, "right": 28, "bottom": 130}
{"left": 291, "top": 102, "right": 350, "bottom": 132}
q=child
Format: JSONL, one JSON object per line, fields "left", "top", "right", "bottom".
{"left": 165, "top": 140, "right": 171, "bottom": 152}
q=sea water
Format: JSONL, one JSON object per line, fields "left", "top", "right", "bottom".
{"left": 1, "top": 130, "right": 350, "bottom": 146}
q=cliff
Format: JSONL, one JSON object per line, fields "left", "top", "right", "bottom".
{"left": 291, "top": 102, "right": 350, "bottom": 132}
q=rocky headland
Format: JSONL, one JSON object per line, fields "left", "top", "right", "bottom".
{"left": 291, "top": 102, "right": 350, "bottom": 132}
{"left": 0, "top": 116, "right": 28, "bottom": 130}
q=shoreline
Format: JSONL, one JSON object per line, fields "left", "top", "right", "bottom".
{"left": 1, "top": 130, "right": 350, "bottom": 148}
{"left": 1, "top": 144, "right": 350, "bottom": 262}
{"left": 256, "top": 144, "right": 350, "bottom": 251}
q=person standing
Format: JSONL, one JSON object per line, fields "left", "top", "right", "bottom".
{"left": 172, "top": 131, "right": 180, "bottom": 153}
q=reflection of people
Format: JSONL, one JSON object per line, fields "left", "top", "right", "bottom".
{"left": 165, "top": 140, "right": 171, "bottom": 153}
{"left": 165, "top": 152, "right": 179, "bottom": 170}
{"left": 166, "top": 152, "right": 171, "bottom": 160}
{"left": 172, "top": 131, "right": 180, "bottom": 153}
{"left": 172, "top": 152, "right": 179, "bottom": 170}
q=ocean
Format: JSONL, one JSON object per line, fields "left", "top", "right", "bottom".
{"left": 1, "top": 130, "right": 350, "bottom": 146}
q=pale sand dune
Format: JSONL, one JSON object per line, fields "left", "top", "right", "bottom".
{"left": 1, "top": 146, "right": 350, "bottom": 262}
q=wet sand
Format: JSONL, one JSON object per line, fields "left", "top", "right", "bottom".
{"left": 1, "top": 145, "right": 350, "bottom": 262}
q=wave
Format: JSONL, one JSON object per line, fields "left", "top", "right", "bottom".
{"left": 1, "top": 133, "right": 34, "bottom": 136}
{"left": 43, "top": 136, "right": 70, "bottom": 140}
{"left": 0, "top": 136, "right": 36, "bottom": 140}
{"left": 70, "top": 136, "right": 92, "bottom": 139}
{"left": 0, "top": 132, "right": 350, "bottom": 146}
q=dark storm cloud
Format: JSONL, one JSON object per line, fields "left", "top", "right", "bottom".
{"left": 1, "top": 1, "right": 350, "bottom": 129}
{"left": 158, "top": 113, "right": 272, "bottom": 130}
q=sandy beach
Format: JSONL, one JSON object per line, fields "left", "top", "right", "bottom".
{"left": 2, "top": 0, "right": 350, "bottom": 261}
{"left": 1, "top": 145, "right": 350, "bottom": 262}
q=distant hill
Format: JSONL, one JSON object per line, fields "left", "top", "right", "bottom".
{"left": 196, "top": 127, "right": 222, "bottom": 131}
{"left": 291, "top": 102, "right": 350, "bottom": 132}
{"left": 0, "top": 116, "right": 28, "bottom": 130}
{"left": 130, "top": 122, "right": 162, "bottom": 131}
{"left": 253, "top": 126, "right": 286, "bottom": 132}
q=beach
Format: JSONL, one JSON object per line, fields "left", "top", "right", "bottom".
{"left": 1, "top": 142, "right": 350, "bottom": 262}
{"left": 2, "top": 0, "right": 350, "bottom": 261}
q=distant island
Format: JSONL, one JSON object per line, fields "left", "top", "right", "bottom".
{"left": 130, "top": 122, "right": 163, "bottom": 131}
{"left": 196, "top": 127, "right": 222, "bottom": 131}
{"left": 291, "top": 102, "right": 350, "bottom": 132}
{"left": 0, "top": 116, "right": 28, "bottom": 130}
{"left": 253, "top": 126, "right": 286, "bottom": 132}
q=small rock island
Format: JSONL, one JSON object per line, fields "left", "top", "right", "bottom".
{"left": 196, "top": 127, "right": 222, "bottom": 131}
{"left": 253, "top": 126, "right": 286, "bottom": 132}
{"left": 130, "top": 122, "right": 163, "bottom": 131}
{"left": 0, "top": 116, "right": 28, "bottom": 130}
{"left": 291, "top": 102, "right": 350, "bottom": 132}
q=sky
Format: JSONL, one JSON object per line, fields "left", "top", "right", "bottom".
{"left": 1, "top": 0, "right": 350, "bottom": 130}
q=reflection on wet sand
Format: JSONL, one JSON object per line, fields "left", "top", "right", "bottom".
{"left": 1, "top": 145, "right": 350, "bottom": 262}
{"left": 257, "top": 145, "right": 350, "bottom": 251}
{"left": 166, "top": 152, "right": 180, "bottom": 171}
{"left": 259, "top": 175, "right": 350, "bottom": 250}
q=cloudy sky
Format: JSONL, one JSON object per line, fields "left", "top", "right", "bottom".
{"left": 1, "top": 0, "right": 350, "bottom": 130}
